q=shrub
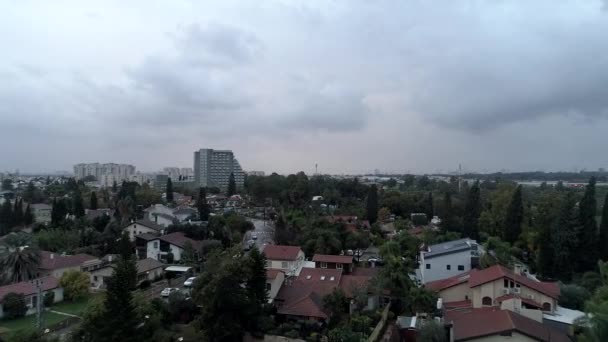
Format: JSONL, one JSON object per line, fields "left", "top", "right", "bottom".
{"left": 139, "top": 280, "right": 151, "bottom": 289}
{"left": 3, "top": 293, "right": 27, "bottom": 319}
{"left": 559, "top": 284, "right": 591, "bottom": 310}
{"left": 59, "top": 270, "right": 90, "bottom": 301}
{"left": 44, "top": 291, "right": 55, "bottom": 307}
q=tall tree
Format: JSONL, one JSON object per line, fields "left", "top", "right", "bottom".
{"left": 366, "top": 184, "right": 378, "bottom": 224}
{"left": 51, "top": 198, "right": 68, "bottom": 225}
{"left": 1, "top": 179, "right": 13, "bottom": 191}
{"left": 535, "top": 192, "right": 562, "bottom": 278}
{"left": 600, "top": 192, "right": 608, "bottom": 261}
{"left": 503, "top": 185, "right": 524, "bottom": 244}
{"left": 227, "top": 173, "right": 236, "bottom": 197}
{"left": 463, "top": 182, "right": 482, "bottom": 240}
{"left": 166, "top": 178, "right": 174, "bottom": 203}
{"left": 13, "top": 199, "right": 23, "bottom": 226}
{"left": 246, "top": 247, "right": 268, "bottom": 309}
{"left": 90, "top": 191, "right": 98, "bottom": 210}
{"left": 424, "top": 192, "right": 434, "bottom": 219}
{"left": 197, "top": 187, "right": 210, "bottom": 221}
{"left": 578, "top": 177, "right": 599, "bottom": 271}
{"left": 23, "top": 204, "right": 34, "bottom": 226}
{"left": 0, "top": 246, "right": 41, "bottom": 283}
{"left": 73, "top": 191, "right": 85, "bottom": 218}
{"left": 441, "top": 192, "right": 457, "bottom": 233}
{"left": 552, "top": 193, "right": 579, "bottom": 281}
{"left": 0, "top": 199, "right": 14, "bottom": 234}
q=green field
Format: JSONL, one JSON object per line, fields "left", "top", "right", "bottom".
{"left": 50, "top": 294, "right": 101, "bottom": 316}
{"left": 0, "top": 311, "right": 68, "bottom": 333}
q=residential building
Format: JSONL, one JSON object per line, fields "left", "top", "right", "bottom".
{"left": 30, "top": 203, "right": 52, "bottom": 224}
{"left": 90, "top": 258, "right": 164, "bottom": 288}
{"left": 162, "top": 167, "right": 194, "bottom": 181}
{"left": 139, "top": 232, "right": 201, "bottom": 262}
{"left": 173, "top": 207, "right": 197, "bottom": 222}
{"left": 417, "top": 238, "right": 480, "bottom": 284}
{"left": 73, "top": 163, "right": 135, "bottom": 183}
{"left": 246, "top": 171, "right": 265, "bottom": 177}
{"left": 123, "top": 219, "right": 165, "bottom": 241}
{"left": 266, "top": 269, "right": 285, "bottom": 304}
{"left": 262, "top": 245, "right": 306, "bottom": 277}
{"left": 427, "top": 264, "right": 560, "bottom": 321}
{"left": 312, "top": 254, "right": 354, "bottom": 273}
{"left": 193, "top": 148, "right": 245, "bottom": 190}
{"left": 0, "top": 276, "right": 63, "bottom": 319}
{"left": 38, "top": 251, "right": 100, "bottom": 279}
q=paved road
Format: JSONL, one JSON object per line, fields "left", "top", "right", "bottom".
{"left": 244, "top": 218, "right": 274, "bottom": 250}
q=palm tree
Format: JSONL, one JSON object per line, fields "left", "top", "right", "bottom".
{"left": 0, "top": 246, "right": 41, "bottom": 283}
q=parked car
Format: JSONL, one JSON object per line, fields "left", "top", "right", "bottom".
{"left": 251, "top": 234, "right": 258, "bottom": 240}
{"left": 184, "top": 277, "right": 197, "bottom": 287}
{"left": 161, "top": 288, "right": 179, "bottom": 297}
{"left": 367, "top": 257, "right": 384, "bottom": 266}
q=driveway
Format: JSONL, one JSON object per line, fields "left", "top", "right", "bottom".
{"left": 244, "top": 218, "right": 274, "bottom": 250}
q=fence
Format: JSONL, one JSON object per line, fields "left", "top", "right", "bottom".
{"left": 367, "top": 304, "right": 391, "bottom": 342}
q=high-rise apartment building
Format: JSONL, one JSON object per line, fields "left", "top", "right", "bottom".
{"left": 194, "top": 149, "right": 244, "bottom": 190}
{"left": 73, "top": 163, "right": 136, "bottom": 185}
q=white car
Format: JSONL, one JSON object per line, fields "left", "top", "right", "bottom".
{"left": 160, "top": 288, "right": 179, "bottom": 297}
{"left": 184, "top": 277, "right": 197, "bottom": 287}
{"left": 251, "top": 234, "right": 258, "bottom": 240}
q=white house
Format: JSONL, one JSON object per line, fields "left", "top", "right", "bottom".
{"left": 123, "top": 219, "right": 165, "bottom": 241}
{"left": 262, "top": 245, "right": 306, "bottom": 277}
{"left": 0, "top": 276, "right": 63, "bottom": 319}
{"left": 416, "top": 238, "right": 480, "bottom": 284}
{"left": 90, "top": 258, "right": 165, "bottom": 288}
{"left": 266, "top": 269, "right": 285, "bottom": 304}
{"left": 143, "top": 204, "right": 177, "bottom": 227}
{"left": 173, "top": 207, "right": 197, "bottom": 222}
{"left": 144, "top": 232, "right": 201, "bottom": 262}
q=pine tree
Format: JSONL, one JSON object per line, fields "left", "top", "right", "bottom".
{"left": 0, "top": 200, "right": 13, "bottom": 234}
{"left": 166, "top": 178, "right": 174, "bottom": 203}
{"left": 227, "top": 173, "right": 236, "bottom": 196}
{"left": 552, "top": 193, "right": 579, "bottom": 281}
{"left": 23, "top": 204, "right": 34, "bottom": 226}
{"left": 197, "top": 187, "right": 210, "bottom": 221}
{"left": 112, "top": 180, "right": 118, "bottom": 192}
{"left": 441, "top": 192, "right": 457, "bottom": 233}
{"left": 90, "top": 191, "right": 98, "bottom": 210}
{"left": 503, "top": 185, "right": 524, "bottom": 244}
{"left": 463, "top": 181, "right": 482, "bottom": 240}
{"left": 578, "top": 177, "right": 598, "bottom": 271}
{"left": 600, "top": 192, "right": 608, "bottom": 261}
{"left": 424, "top": 192, "right": 434, "bottom": 219}
{"left": 13, "top": 199, "right": 23, "bottom": 226}
{"left": 73, "top": 191, "right": 85, "bottom": 218}
{"left": 535, "top": 192, "right": 562, "bottom": 278}
{"left": 247, "top": 247, "right": 268, "bottom": 308}
{"left": 366, "top": 184, "right": 378, "bottom": 224}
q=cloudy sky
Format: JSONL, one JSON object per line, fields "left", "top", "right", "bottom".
{"left": 1, "top": 0, "right": 608, "bottom": 175}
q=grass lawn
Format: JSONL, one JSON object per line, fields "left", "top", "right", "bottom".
{"left": 50, "top": 294, "right": 101, "bottom": 316}
{"left": 0, "top": 311, "right": 68, "bottom": 333}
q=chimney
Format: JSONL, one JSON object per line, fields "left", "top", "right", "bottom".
{"left": 50, "top": 253, "right": 54, "bottom": 259}
{"left": 514, "top": 263, "right": 522, "bottom": 276}
{"left": 154, "top": 214, "right": 158, "bottom": 223}
{"left": 108, "top": 255, "right": 112, "bottom": 262}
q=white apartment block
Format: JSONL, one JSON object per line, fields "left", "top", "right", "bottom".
{"left": 193, "top": 149, "right": 245, "bottom": 190}
{"left": 74, "top": 163, "right": 135, "bottom": 184}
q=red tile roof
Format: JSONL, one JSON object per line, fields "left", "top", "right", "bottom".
{"left": 0, "top": 276, "right": 59, "bottom": 301}
{"left": 447, "top": 309, "right": 570, "bottom": 342}
{"left": 39, "top": 251, "right": 98, "bottom": 271}
{"left": 262, "top": 245, "right": 302, "bottom": 261}
{"left": 158, "top": 232, "right": 201, "bottom": 250}
{"left": 340, "top": 275, "right": 370, "bottom": 297}
{"left": 469, "top": 265, "right": 559, "bottom": 299}
{"left": 442, "top": 299, "right": 472, "bottom": 310}
{"left": 266, "top": 269, "right": 282, "bottom": 280}
{"left": 312, "top": 254, "right": 353, "bottom": 264}
{"left": 426, "top": 270, "right": 475, "bottom": 291}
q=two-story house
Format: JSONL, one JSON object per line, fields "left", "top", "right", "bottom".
{"left": 312, "top": 254, "right": 354, "bottom": 273}
{"left": 427, "top": 264, "right": 560, "bottom": 322}
{"left": 142, "top": 232, "right": 202, "bottom": 262}
{"left": 262, "top": 245, "right": 305, "bottom": 277}
{"left": 123, "top": 219, "right": 165, "bottom": 241}
{"left": 417, "top": 238, "right": 480, "bottom": 284}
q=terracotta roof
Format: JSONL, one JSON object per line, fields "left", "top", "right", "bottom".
{"left": 340, "top": 275, "right": 370, "bottom": 297}
{"left": 469, "top": 265, "right": 559, "bottom": 299}
{"left": 426, "top": 270, "right": 475, "bottom": 291}
{"left": 133, "top": 219, "right": 164, "bottom": 231}
{"left": 312, "top": 254, "right": 353, "bottom": 264}
{"left": 39, "top": 251, "right": 98, "bottom": 270}
{"left": 0, "top": 276, "right": 59, "bottom": 301}
{"left": 158, "top": 232, "right": 201, "bottom": 250}
{"left": 262, "top": 245, "right": 302, "bottom": 261}
{"left": 266, "top": 269, "right": 282, "bottom": 279}
{"left": 447, "top": 309, "right": 570, "bottom": 342}
{"left": 136, "top": 258, "right": 165, "bottom": 274}
{"left": 443, "top": 300, "right": 472, "bottom": 310}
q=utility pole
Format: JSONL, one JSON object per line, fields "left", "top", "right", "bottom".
{"left": 34, "top": 278, "right": 44, "bottom": 332}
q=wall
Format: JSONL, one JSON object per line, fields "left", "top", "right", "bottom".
{"left": 267, "top": 272, "right": 285, "bottom": 303}
{"left": 90, "top": 267, "right": 114, "bottom": 289}
{"left": 472, "top": 279, "right": 556, "bottom": 313}
{"left": 421, "top": 250, "right": 472, "bottom": 283}
{"left": 125, "top": 223, "right": 161, "bottom": 241}
{"left": 438, "top": 283, "right": 471, "bottom": 303}
{"left": 147, "top": 240, "right": 161, "bottom": 260}
{"left": 170, "top": 244, "right": 183, "bottom": 261}
{"left": 465, "top": 331, "right": 537, "bottom": 342}
{"left": 267, "top": 251, "right": 305, "bottom": 276}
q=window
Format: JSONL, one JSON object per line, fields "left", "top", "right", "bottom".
{"left": 446, "top": 265, "right": 451, "bottom": 270}
{"left": 336, "top": 264, "right": 343, "bottom": 270}
{"left": 458, "top": 265, "right": 465, "bottom": 271}
{"left": 266, "top": 283, "right": 271, "bottom": 291}
{"left": 320, "top": 262, "right": 328, "bottom": 269}
{"left": 94, "top": 276, "right": 98, "bottom": 281}
{"left": 542, "top": 302, "right": 552, "bottom": 311}
{"left": 426, "top": 264, "right": 431, "bottom": 269}
{"left": 153, "top": 241, "right": 158, "bottom": 249}
{"left": 482, "top": 297, "right": 492, "bottom": 306}
{"left": 281, "top": 261, "right": 288, "bottom": 268}
{"left": 504, "top": 279, "right": 509, "bottom": 288}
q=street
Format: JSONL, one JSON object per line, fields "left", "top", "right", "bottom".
{"left": 244, "top": 218, "right": 274, "bottom": 250}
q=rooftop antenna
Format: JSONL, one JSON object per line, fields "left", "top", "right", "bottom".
{"left": 315, "top": 163, "right": 318, "bottom": 175}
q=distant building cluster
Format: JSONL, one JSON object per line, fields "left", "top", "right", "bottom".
{"left": 162, "top": 167, "right": 194, "bottom": 181}
{"left": 194, "top": 148, "right": 244, "bottom": 190}
{"left": 73, "top": 163, "right": 136, "bottom": 186}
{"left": 246, "top": 170, "right": 265, "bottom": 177}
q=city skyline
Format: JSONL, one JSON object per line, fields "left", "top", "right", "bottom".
{"left": 2, "top": 1, "right": 608, "bottom": 174}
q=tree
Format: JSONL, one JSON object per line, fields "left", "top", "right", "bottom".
{"left": 90, "top": 192, "right": 98, "bottom": 210}
{"left": 323, "top": 288, "right": 349, "bottom": 322}
{"left": 3, "top": 293, "right": 27, "bottom": 319}
{"left": 578, "top": 177, "right": 599, "bottom": 271}
{"left": 23, "top": 204, "right": 34, "bottom": 226}
{"left": 60, "top": 270, "right": 90, "bottom": 301}
{"left": 503, "top": 185, "right": 523, "bottom": 243}
{"left": 0, "top": 246, "right": 40, "bottom": 283}
{"left": 424, "top": 192, "right": 434, "bottom": 219}
{"left": 197, "top": 187, "right": 210, "bottom": 221}
{"left": 227, "top": 173, "right": 236, "bottom": 196}
{"left": 600, "top": 192, "right": 608, "bottom": 261}
{"left": 166, "top": 178, "right": 174, "bottom": 203}
{"left": 51, "top": 198, "right": 68, "bottom": 225}
{"left": 463, "top": 182, "right": 481, "bottom": 240}
{"left": 73, "top": 191, "right": 85, "bottom": 218}
{"left": 366, "top": 184, "right": 378, "bottom": 224}
{"left": 246, "top": 247, "right": 268, "bottom": 309}
{"left": 559, "top": 284, "right": 590, "bottom": 310}
{"left": 551, "top": 193, "right": 579, "bottom": 281}
{"left": 0, "top": 199, "right": 14, "bottom": 234}
{"left": 2, "top": 179, "right": 14, "bottom": 191}
{"left": 441, "top": 192, "right": 457, "bottom": 233}
{"left": 417, "top": 321, "right": 447, "bottom": 342}
{"left": 13, "top": 199, "right": 23, "bottom": 226}
{"left": 181, "top": 241, "right": 197, "bottom": 266}
{"left": 44, "top": 291, "right": 55, "bottom": 307}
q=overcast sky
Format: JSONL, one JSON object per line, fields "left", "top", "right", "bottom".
{"left": 1, "top": 0, "right": 608, "bottom": 175}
